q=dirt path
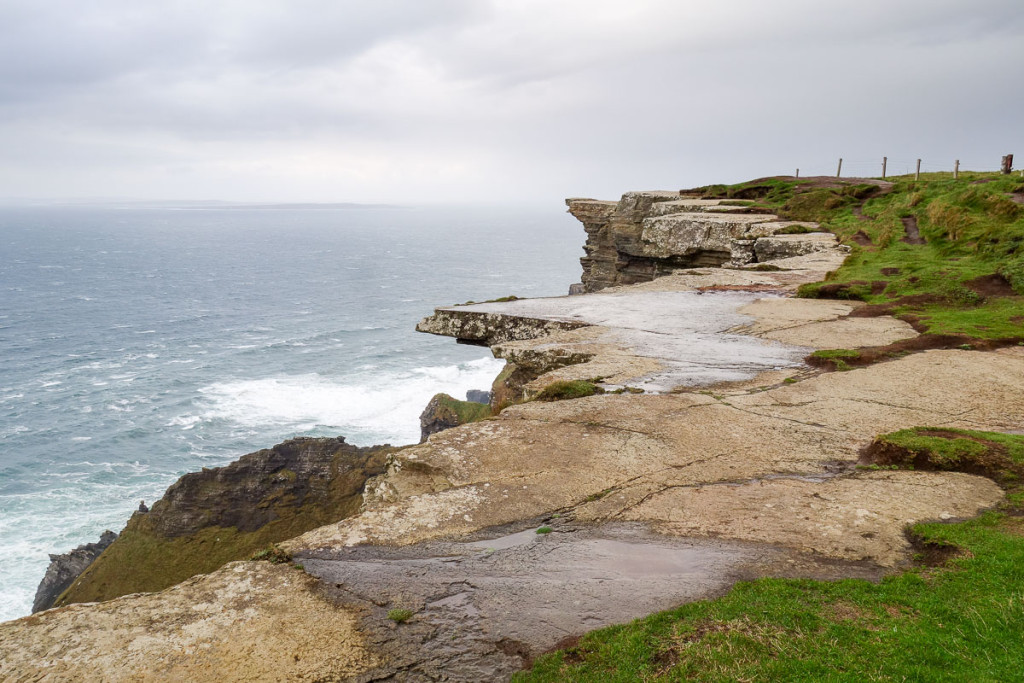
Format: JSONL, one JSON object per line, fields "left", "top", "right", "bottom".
{"left": 901, "top": 215, "right": 926, "bottom": 244}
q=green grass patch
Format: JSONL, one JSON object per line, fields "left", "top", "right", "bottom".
{"left": 783, "top": 172, "right": 1024, "bottom": 340}
{"left": 250, "top": 544, "right": 292, "bottom": 564}
{"left": 428, "top": 393, "right": 493, "bottom": 424}
{"left": 517, "top": 426, "right": 1024, "bottom": 681}
{"left": 534, "top": 380, "right": 604, "bottom": 402}
{"left": 808, "top": 348, "right": 861, "bottom": 371}
{"left": 388, "top": 608, "right": 415, "bottom": 623}
{"left": 865, "top": 427, "right": 1024, "bottom": 489}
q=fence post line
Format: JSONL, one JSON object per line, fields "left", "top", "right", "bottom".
{"left": 795, "top": 168, "right": 799, "bottom": 178}
{"left": 882, "top": 156, "right": 887, "bottom": 179}
{"left": 836, "top": 158, "right": 843, "bottom": 178}
{"left": 954, "top": 160, "right": 959, "bottom": 179}
{"left": 915, "top": 159, "right": 921, "bottom": 181}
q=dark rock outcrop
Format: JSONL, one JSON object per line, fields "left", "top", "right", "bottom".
{"left": 420, "top": 393, "right": 492, "bottom": 442}
{"left": 32, "top": 530, "right": 117, "bottom": 613}
{"left": 466, "top": 389, "right": 491, "bottom": 404}
{"left": 52, "top": 436, "right": 390, "bottom": 608}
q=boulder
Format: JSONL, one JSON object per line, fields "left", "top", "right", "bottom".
{"left": 466, "top": 389, "right": 491, "bottom": 404}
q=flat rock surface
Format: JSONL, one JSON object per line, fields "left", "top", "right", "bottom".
{"left": 6, "top": 246, "right": 1022, "bottom": 682}
{"left": 425, "top": 281, "right": 917, "bottom": 392}
{"left": 297, "top": 522, "right": 884, "bottom": 680}
{"left": 290, "top": 349, "right": 1024, "bottom": 570}
{"left": 0, "top": 562, "right": 377, "bottom": 682}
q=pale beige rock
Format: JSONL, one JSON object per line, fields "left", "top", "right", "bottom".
{"left": 606, "top": 471, "right": 1003, "bottom": 566}
{"left": 735, "top": 298, "right": 919, "bottom": 349}
{"left": 0, "top": 562, "right": 377, "bottom": 682}
{"left": 289, "top": 349, "right": 1024, "bottom": 565}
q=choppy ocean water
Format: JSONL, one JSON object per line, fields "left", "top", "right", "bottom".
{"left": 0, "top": 203, "right": 581, "bottom": 621}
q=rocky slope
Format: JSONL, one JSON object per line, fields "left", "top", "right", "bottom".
{"left": 566, "top": 191, "right": 847, "bottom": 292}
{"left": 3, "top": 186, "right": 1022, "bottom": 682}
{"left": 32, "top": 530, "right": 116, "bottom": 613}
{"left": 48, "top": 436, "right": 390, "bottom": 608}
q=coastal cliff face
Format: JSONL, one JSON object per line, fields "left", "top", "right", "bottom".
{"left": 51, "top": 436, "right": 389, "bottom": 608}
{"left": 8, "top": 178, "right": 1024, "bottom": 682}
{"left": 566, "top": 191, "right": 843, "bottom": 292}
{"left": 32, "top": 530, "right": 116, "bottom": 613}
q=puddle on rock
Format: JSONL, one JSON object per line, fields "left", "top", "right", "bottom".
{"left": 300, "top": 522, "right": 884, "bottom": 681}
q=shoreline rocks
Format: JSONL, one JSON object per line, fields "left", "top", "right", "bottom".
{"left": 49, "top": 436, "right": 390, "bottom": 609}
{"left": 32, "top": 530, "right": 117, "bottom": 613}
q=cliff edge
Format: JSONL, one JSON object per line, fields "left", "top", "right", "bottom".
{"left": 5, "top": 174, "right": 1024, "bottom": 681}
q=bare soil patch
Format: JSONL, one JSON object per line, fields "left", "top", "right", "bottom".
{"left": 852, "top": 230, "right": 874, "bottom": 245}
{"left": 964, "top": 274, "right": 1017, "bottom": 297}
{"left": 900, "top": 216, "right": 926, "bottom": 244}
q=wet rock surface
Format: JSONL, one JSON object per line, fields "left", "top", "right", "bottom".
{"left": 300, "top": 522, "right": 884, "bottom": 681}
{"left": 32, "top": 530, "right": 116, "bottom": 613}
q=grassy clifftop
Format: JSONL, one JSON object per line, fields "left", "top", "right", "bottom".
{"left": 516, "top": 172, "right": 1024, "bottom": 681}
{"left": 703, "top": 172, "right": 1024, "bottom": 339}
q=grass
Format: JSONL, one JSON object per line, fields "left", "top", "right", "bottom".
{"left": 865, "top": 427, "right": 1024, "bottom": 489}
{"left": 388, "top": 608, "right": 415, "bottom": 623}
{"left": 516, "top": 428, "right": 1024, "bottom": 682}
{"left": 534, "top": 380, "right": 604, "bottom": 402}
{"left": 778, "top": 172, "right": 1024, "bottom": 341}
{"left": 536, "top": 526, "right": 553, "bottom": 534}
{"left": 427, "top": 392, "right": 492, "bottom": 425}
{"left": 808, "top": 348, "right": 861, "bottom": 371}
{"left": 250, "top": 544, "right": 292, "bottom": 564}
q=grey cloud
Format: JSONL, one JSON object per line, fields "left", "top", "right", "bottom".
{"left": 0, "top": 0, "right": 1020, "bottom": 203}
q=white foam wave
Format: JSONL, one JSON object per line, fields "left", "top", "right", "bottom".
{"left": 190, "top": 357, "right": 503, "bottom": 445}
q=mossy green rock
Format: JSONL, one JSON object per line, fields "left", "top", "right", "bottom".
{"left": 53, "top": 436, "right": 389, "bottom": 608}
{"left": 419, "top": 393, "right": 492, "bottom": 442}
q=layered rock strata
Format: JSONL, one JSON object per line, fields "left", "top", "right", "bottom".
{"left": 566, "top": 191, "right": 848, "bottom": 292}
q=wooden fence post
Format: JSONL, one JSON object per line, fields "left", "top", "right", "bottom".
{"left": 836, "top": 158, "right": 842, "bottom": 178}
{"left": 882, "top": 156, "right": 887, "bottom": 179}
{"left": 915, "top": 159, "right": 921, "bottom": 181}
{"left": 954, "top": 160, "right": 959, "bottom": 179}
{"left": 795, "top": 168, "right": 799, "bottom": 178}
{"left": 1002, "top": 154, "right": 1014, "bottom": 174}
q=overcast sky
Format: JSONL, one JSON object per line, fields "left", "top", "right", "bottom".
{"left": 0, "top": 0, "right": 1021, "bottom": 204}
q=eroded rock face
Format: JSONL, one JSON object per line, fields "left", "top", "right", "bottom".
{"left": 566, "top": 192, "right": 846, "bottom": 292}
{"left": 151, "top": 436, "right": 388, "bottom": 537}
{"left": 52, "top": 436, "right": 389, "bottom": 608}
{"left": 32, "top": 530, "right": 117, "bottom": 613}
{"left": 416, "top": 307, "right": 587, "bottom": 345}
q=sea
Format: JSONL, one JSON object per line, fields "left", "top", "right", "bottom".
{"left": 0, "top": 203, "right": 582, "bottom": 621}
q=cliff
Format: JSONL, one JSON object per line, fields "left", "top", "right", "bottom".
{"left": 566, "top": 184, "right": 874, "bottom": 292}
{"left": 32, "top": 530, "right": 117, "bottom": 613}
{"left": 5, "top": 173, "right": 1024, "bottom": 682}
{"left": 50, "top": 436, "right": 389, "bottom": 608}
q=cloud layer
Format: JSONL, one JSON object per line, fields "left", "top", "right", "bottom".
{"left": 1, "top": 0, "right": 1021, "bottom": 203}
